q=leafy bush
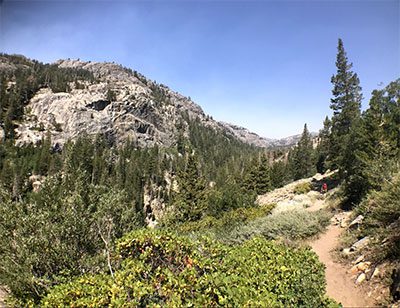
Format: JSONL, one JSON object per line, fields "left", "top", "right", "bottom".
{"left": 41, "top": 229, "right": 337, "bottom": 307}
{"left": 41, "top": 275, "right": 112, "bottom": 307}
{"left": 223, "top": 237, "right": 333, "bottom": 307}
{"left": 293, "top": 182, "right": 312, "bottom": 194}
{"left": 226, "top": 209, "right": 331, "bottom": 244}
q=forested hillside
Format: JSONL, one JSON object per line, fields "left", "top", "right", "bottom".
{"left": 0, "top": 37, "right": 399, "bottom": 306}
{"left": 0, "top": 53, "right": 304, "bottom": 306}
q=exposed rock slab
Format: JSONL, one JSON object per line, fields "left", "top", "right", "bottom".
{"left": 8, "top": 58, "right": 227, "bottom": 148}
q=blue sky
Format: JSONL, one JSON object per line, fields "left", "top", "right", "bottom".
{"left": 0, "top": 0, "right": 399, "bottom": 138}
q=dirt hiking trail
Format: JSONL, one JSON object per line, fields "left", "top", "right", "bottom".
{"left": 306, "top": 193, "right": 377, "bottom": 307}
{"left": 258, "top": 172, "right": 378, "bottom": 307}
{"left": 310, "top": 223, "right": 376, "bottom": 307}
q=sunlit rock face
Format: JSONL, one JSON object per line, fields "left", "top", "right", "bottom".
{"left": 3, "top": 56, "right": 307, "bottom": 149}
{"left": 13, "top": 58, "right": 221, "bottom": 148}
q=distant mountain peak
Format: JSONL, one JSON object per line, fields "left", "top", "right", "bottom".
{"left": 219, "top": 122, "right": 316, "bottom": 148}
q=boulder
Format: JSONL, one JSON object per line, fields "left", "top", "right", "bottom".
{"left": 351, "top": 236, "right": 370, "bottom": 252}
{"left": 348, "top": 215, "right": 364, "bottom": 229}
{"left": 357, "top": 261, "right": 371, "bottom": 272}
{"left": 349, "top": 262, "right": 370, "bottom": 275}
{"left": 342, "top": 248, "right": 353, "bottom": 256}
{"left": 312, "top": 173, "right": 324, "bottom": 181}
{"left": 350, "top": 264, "right": 360, "bottom": 275}
{"left": 352, "top": 255, "right": 365, "bottom": 265}
{"left": 331, "top": 212, "right": 352, "bottom": 227}
{"left": 356, "top": 273, "right": 366, "bottom": 285}
{"left": 32, "top": 181, "right": 42, "bottom": 192}
{"left": 0, "top": 127, "right": 4, "bottom": 143}
{"left": 367, "top": 266, "right": 380, "bottom": 281}
{"left": 145, "top": 216, "right": 158, "bottom": 229}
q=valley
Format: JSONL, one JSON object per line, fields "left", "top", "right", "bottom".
{"left": 0, "top": 44, "right": 399, "bottom": 307}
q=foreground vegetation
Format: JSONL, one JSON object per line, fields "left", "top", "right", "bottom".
{"left": 41, "top": 229, "right": 336, "bottom": 307}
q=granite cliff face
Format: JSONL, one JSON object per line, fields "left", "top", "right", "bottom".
{"left": 1, "top": 55, "right": 308, "bottom": 148}
{"left": 12, "top": 58, "right": 219, "bottom": 147}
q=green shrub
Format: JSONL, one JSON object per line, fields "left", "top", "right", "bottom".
{"left": 41, "top": 275, "right": 112, "bottom": 307}
{"left": 293, "top": 182, "right": 312, "bottom": 194}
{"left": 174, "top": 204, "right": 276, "bottom": 234}
{"left": 226, "top": 209, "right": 331, "bottom": 244}
{"left": 223, "top": 237, "right": 328, "bottom": 307}
{"left": 0, "top": 174, "right": 142, "bottom": 305}
{"left": 41, "top": 229, "right": 337, "bottom": 307}
{"left": 357, "top": 172, "right": 400, "bottom": 260}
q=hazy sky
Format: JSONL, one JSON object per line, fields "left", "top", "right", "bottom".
{"left": 0, "top": 0, "right": 399, "bottom": 138}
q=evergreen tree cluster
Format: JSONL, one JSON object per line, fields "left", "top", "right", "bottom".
{"left": 316, "top": 39, "right": 400, "bottom": 206}
{"left": 289, "top": 124, "right": 315, "bottom": 180}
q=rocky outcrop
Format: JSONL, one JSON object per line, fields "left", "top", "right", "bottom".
{"left": 220, "top": 122, "right": 318, "bottom": 148}
{"left": 270, "top": 132, "right": 319, "bottom": 148}
{"left": 1, "top": 55, "right": 316, "bottom": 149}
{"left": 6, "top": 58, "right": 224, "bottom": 148}
{"left": 256, "top": 171, "right": 337, "bottom": 212}
{"left": 218, "top": 122, "right": 274, "bottom": 148}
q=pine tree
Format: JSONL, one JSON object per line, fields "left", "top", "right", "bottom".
{"left": 341, "top": 117, "right": 368, "bottom": 206}
{"left": 315, "top": 116, "right": 331, "bottom": 173}
{"left": 380, "top": 79, "right": 400, "bottom": 155}
{"left": 292, "top": 124, "right": 314, "bottom": 180}
{"left": 243, "top": 154, "right": 272, "bottom": 195}
{"left": 329, "top": 38, "right": 362, "bottom": 173}
{"left": 172, "top": 153, "right": 207, "bottom": 222}
{"left": 33, "top": 131, "right": 52, "bottom": 175}
{"left": 270, "top": 160, "right": 286, "bottom": 188}
{"left": 255, "top": 154, "right": 271, "bottom": 194}
{"left": 343, "top": 80, "right": 400, "bottom": 205}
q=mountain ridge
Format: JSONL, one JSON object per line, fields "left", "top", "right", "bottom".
{"left": 1, "top": 54, "right": 308, "bottom": 148}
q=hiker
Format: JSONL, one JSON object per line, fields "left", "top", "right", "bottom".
{"left": 321, "top": 182, "right": 328, "bottom": 194}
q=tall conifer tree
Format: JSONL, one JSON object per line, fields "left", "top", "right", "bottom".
{"left": 315, "top": 116, "right": 331, "bottom": 173}
{"left": 292, "top": 124, "right": 314, "bottom": 180}
{"left": 343, "top": 80, "right": 400, "bottom": 205}
{"left": 172, "top": 153, "right": 207, "bottom": 222}
{"left": 329, "top": 39, "right": 362, "bottom": 173}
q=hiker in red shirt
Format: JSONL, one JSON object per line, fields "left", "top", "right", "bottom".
{"left": 321, "top": 182, "right": 328, "bottom": 194}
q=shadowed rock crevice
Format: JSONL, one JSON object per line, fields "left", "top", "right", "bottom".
{"left": 86, "top": 100, "right": 111, "bottom": 111}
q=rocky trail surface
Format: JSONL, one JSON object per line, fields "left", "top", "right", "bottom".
{"left": 310, "top": 222, "right": 376, "bottom": 307}
{"left": 258, "top": 172, "right": 378, "bottom": 307}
